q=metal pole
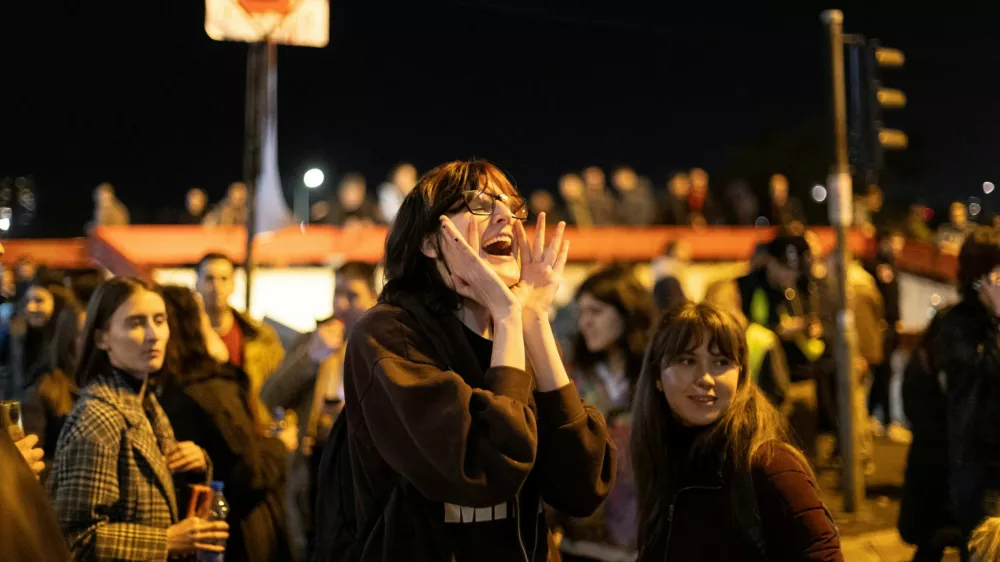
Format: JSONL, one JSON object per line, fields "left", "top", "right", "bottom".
{"left": 847, "top": 39, "right": 866, "bottom": 189}
{"left": 821, "top": 9, "right": 864, "bottom": 513}
{"left": 294, "top": 183, "right": 305, "bottom": 224}
{"left": 242, "top": 41, "right": 272, "bottom": 311}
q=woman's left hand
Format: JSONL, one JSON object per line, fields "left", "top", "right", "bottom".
{"left": 167, "top": 441, "right": 208, "bottom": 473}
{"left": 511, "top": 213, "right": 570, "bottom": 318}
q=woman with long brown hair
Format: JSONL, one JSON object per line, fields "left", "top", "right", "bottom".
{"left": 48, "top": 277, "right": 228, "bottom": 561}
{"left": 554, "top": 265, "right": 654, "bottom": 561}
{"left": 0, "top": 275, "right": 76, "bottom": 401}
{"left": 156, "top": 285, "right": 295, "bottom": 562}
{"left": 22, "top": 303, "right": 85, "bottom": 480}
{"left": 631, "top": 302, "right": 841, "bottom": 561}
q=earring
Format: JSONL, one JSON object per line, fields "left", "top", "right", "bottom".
{"left": 655, "top": 380, "right": 664, "bottom": 392}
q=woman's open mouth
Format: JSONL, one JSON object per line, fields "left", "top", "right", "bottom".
{"left": 482, "top": 234, "right": 514, "bottom": 257}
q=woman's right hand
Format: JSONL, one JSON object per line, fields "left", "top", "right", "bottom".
{"left": 14, "top": 434, "right": 45, "bottom": 477}
{"left": 278, "top": 423, "right": 299, "bottom": 453}
{"left": 439, "top": 215, "right": 520, "bottom": 319}
{"left": 166, "top": 517, "right": 230, "bottom": 556}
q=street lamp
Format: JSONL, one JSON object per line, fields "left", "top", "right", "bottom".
{"left": 304, "top": 168, "right": 324, "bottom": 189}
{"left": 296, "top": 168, "right": 325, "bottom": 222}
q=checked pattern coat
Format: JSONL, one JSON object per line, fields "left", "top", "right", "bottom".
{"left": 48, "top": 369, "right": 205, "bottom": 562}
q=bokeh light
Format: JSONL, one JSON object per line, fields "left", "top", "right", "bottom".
{"left": 303, "top": 168, "right": 325, "bottom": 189}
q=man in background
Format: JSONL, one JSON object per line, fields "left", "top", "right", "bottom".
{"left": 377, "top": 163, "right": 418, "bottom": 223}
{"left": 195, "top": 253, "right": 284, "bottom": 423}
{"left": 203, "top": 182, "right": 249, "bottom": 226}
{"left": 865, "top": 228, "right": 909, "bottom": 442}
{"left": 261, "top": 261, "right": 379, "bottom": 560}
{"left": 178, "top": 188, "right": 209, "bottom": 224}
{"left": 767, "top": 173, "right": 807, "bottom": 234}
{"left": 91, "top": 182, "right": 130, "bottom": 228}
{"left": 687, "top": 167, "right": 723, "bottom": 226}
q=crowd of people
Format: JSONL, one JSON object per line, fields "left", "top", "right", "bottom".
{"left": 87, "top": 163, "right": 985, "bottom": 259}
{"left": 3, "top": 158, "right": 1000, "bottom": 562}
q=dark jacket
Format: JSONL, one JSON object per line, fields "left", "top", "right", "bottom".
{"left": 158, "top": 363, "right": 292, "bottom": 562}
{"left": 230, "top": 310, "right": 285, "bottom": 425}
{"left": 641, "top": 445, "right": 842, "bottom": 562}
{"left": 343, "top": 295, "right": 616, "bottom": 562}
{"left": 737, "top": 270, "right": 790, "bottom": 332}
{"left": 21, "top": 369, "right": 78, "bottom": 483}
{"left": 659, "top": 194, "right": 690, "bottom": 226}
{"left": 769, "top": 198, "right": 807, "bottom": 230}
{"left": 898, "top": 309, "right": 953, "bottom": 545}
{"left": 865, "top": 257, "right": 900, "bottom": 327}
{"left": 932, "top": 298, "right": 1000, "bottom": 536}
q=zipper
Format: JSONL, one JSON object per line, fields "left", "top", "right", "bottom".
{"left": 663, "top": 485, "right": 721, "bottom": 561}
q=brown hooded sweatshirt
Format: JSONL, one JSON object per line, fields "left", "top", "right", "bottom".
{"left": 343, "top": 294, "right": 616, "bottom": 561}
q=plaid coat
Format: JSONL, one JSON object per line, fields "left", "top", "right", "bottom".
{"left": 49, "top": 369, "right": 187, "bottom": 562}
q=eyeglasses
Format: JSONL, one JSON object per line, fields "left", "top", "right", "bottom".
{"left": 459, "top": 190, "right": 529, "bottom": 220}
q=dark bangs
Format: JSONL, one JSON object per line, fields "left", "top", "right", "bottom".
{"left": 421, "top": 159, "right": 519, "bottom": 212}
{"left": 381, "top": 159, "right": 518, "bottom": 314}
{"left": 651, "top": 303, "right": 746, "bottom": 372}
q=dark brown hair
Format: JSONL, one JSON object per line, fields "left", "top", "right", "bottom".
{"left": 75, "top": 277, "right": 162, "bottom": 388}
{"left": 572, "top": 265, "right": 655, "bottom": 398}
{"left": 957, "top": 226, "right": 1000, "bottom": 298}
{"left": 158, "top": 286, "right": 217, "bottom": 384}
{"left": 630, "top": 302, "right": 800, "bottom": 556}
{"left": 36, "top": 304, "right": 85, "bottom": 418}
{"left": 380, "top": 159, "right": 518, "bottom": 314}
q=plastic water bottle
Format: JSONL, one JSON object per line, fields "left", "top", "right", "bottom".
{"left": 198, "top": 481, "right": 230, "bottom": 562}
{"left": 268, "top": 407, "right": 287, "bottom": 438}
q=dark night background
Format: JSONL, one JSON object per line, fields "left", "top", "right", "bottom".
{"left": 3, "top": 1, "right": 999, "bottom": 237}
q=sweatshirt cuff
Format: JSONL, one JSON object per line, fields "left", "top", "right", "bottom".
{"left": 485, "top": 366, "right": 532, "bottom": 405}
{"left": 534, "top": 382, "right": 587, "bottom": 433}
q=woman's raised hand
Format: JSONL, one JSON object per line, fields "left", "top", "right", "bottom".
{"left": 512, "top": 213, "right": 570, "bottom": 318}
{"left": 439, "top": 216, "right": 520, "bottom": 319}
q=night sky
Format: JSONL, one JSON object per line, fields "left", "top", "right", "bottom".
{"left": 5, "top": 1, "right": 1000, "bottom": 237}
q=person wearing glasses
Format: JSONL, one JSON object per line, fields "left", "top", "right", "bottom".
{"left": 335, "top": 159, "right": 615, "bottom": 561}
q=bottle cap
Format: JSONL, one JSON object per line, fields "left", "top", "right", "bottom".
{"left": 210, "top": 481, "right": 225, "bottom": 493}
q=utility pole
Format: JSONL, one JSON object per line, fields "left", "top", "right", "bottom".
{"left": 242, "top": 41, "right": 278, "bottom": 311}
{"left": 821, "top": 9, "right": 865, "bottom": 513}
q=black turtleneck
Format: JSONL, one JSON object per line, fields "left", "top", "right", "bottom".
{"left": 669, "top": 422, "right": 711, "bottom": 462}
{"left": 115, "top": 369, "right": 146, "bottom": 394}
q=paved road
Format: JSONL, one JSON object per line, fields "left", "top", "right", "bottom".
{"left": 820, "top": 438, "right": 961, "bottom": 561}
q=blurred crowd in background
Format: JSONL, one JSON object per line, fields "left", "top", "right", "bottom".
{"left": 86, "top": 162, "right": 983, "bottom": 257}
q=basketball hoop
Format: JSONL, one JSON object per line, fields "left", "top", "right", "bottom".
{"left": 205, "top": 0, "right": 329, "bottom": 47}
{"left": 239, "top": 0, "right": 292, "bottom": 14}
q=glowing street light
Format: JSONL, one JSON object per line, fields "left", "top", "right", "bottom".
{"left": 812, "top": 184, "right": 828, "bottom": 202}
{"left": 984, "top": 181, "right": 995, "bottom": 195}
{"left": 303, "top": 168, "right": 325, "bottom": 189}
{"left": 297, "top": 168, "right": 326, "bottom": 223}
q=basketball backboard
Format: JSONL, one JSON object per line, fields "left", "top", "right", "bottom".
{"left": 205, "top": 0, "right": 329, "bottom": 48}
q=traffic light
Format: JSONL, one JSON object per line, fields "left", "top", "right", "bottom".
{"left": 865, "top": 40, "right": 907, "bottom": 169}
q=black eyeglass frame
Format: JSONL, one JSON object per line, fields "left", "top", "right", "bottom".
{"left": 456, "top": 190, "right": 529, "bottom": 221}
